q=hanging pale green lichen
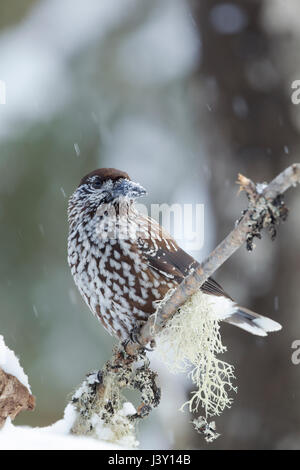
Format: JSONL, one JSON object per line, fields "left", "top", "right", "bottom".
{"left": 154, "top": 290, "right": 237, "bottom": 419}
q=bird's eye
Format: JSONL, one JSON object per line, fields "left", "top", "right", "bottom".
{"left": 91, "top": 179, "right": 102, "bottom": 189}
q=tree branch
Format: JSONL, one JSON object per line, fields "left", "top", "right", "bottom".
{"left": 134, "top": 163, "right": 299, "bottom": 350}
{"left": 0, "top": 368, "right": 35, "bottom": 428}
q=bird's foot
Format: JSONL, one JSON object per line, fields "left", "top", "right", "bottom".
{"left": 96, "top": 370, "right": 103, "bottom": 384}
{"left": 129, "top": 326, "right": 155, "bottom": 352}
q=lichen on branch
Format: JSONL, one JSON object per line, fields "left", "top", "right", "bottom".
{"left": 70, "top": 346, "right": 160, "bottom": 446}
{"left": 155, "top": 290, "right": 237, "bottom": 418}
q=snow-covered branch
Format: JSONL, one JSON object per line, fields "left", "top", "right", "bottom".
{"left": 0, "top": 336, "right": 35, "bottom": 428}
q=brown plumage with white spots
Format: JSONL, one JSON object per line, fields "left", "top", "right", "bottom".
{"left": 68, "top": 168, "right": 282, "bottom": 341}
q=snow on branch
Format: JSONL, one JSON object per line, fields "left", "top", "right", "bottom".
{"left": 0, "top": 336, "right": 35, "bottom": 428}
{"left": 70, "top": 164, "right": 300, "bottom": 444}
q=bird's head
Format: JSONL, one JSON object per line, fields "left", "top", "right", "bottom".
{"left": 68, "top": 168, "right": 147, "bottom": 223}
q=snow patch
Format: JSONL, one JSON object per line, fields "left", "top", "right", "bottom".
{"left": 0, "top": 400, "right": 132, "bottom": 449}
{"left": 0, "top": 335, "right": 31, "bottom": 392}
{"left": 90, "top": 402, "right": 138, "bottom": 448}
{"left": 0, "top": 418, "right": 122, "bottom": 450}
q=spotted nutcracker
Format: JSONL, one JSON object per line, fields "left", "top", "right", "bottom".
{"left": 68, "top": 168, "right": 281, "bottom": 340}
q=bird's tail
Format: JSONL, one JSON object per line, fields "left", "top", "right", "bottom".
{"left": 224, "top": 306, "right": 282, "bottom": 337}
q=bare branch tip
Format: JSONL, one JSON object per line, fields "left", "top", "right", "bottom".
{"left": 236, "top": 173, "right": 256, "bottom": 199}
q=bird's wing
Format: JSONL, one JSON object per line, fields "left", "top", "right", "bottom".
{"left": 136, "top": 214, "right": 233, "bottom": 300}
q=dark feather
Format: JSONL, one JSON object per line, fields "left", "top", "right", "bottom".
{"left": 137, "top": 215, "right": 232, "bottom": 300}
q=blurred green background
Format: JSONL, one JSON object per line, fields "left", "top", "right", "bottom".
{"left": 1, "top": 0, "right": 300, "bottom": 449}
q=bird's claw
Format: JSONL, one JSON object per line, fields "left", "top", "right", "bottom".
{"left": 129, "top": 326, "right": 154, "bottom": 352}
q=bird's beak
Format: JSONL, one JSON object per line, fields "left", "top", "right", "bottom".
{"left": 113, "top": 179, "right": 147, "bottom": 199}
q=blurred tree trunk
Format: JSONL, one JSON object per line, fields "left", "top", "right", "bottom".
{"left": 189, "top": 0, "right": 300, "bottom": 449}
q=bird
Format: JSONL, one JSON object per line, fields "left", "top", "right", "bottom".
{"left": 67, "top": 168, "right": 282, "bottom": 341}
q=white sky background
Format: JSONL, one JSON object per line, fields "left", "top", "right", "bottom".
{"left": 0, "top": 0, "right": 137, "bottom": 136}
{"left": 0, "top": 0, "right": 198, "bottom": 128}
